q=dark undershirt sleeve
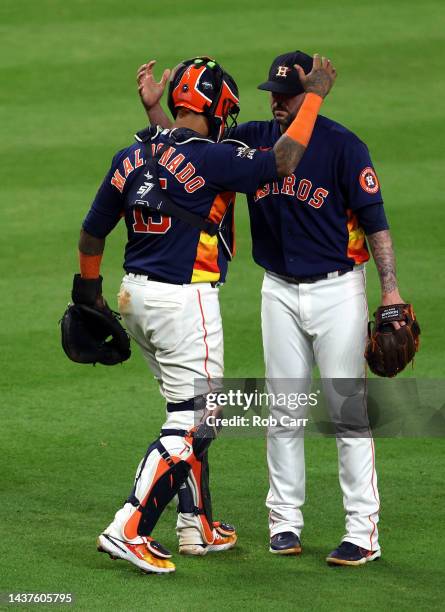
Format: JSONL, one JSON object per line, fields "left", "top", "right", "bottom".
{"left": 356, "top": 202, "right": 389, "bottom": 235}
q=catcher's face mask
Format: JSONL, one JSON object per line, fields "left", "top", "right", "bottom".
{"left": 168, "top": 56, "right": 240, "bottom": 142}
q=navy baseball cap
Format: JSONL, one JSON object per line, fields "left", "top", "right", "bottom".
{"left": 257, "top": 51, "right": 313, "bottom": 95}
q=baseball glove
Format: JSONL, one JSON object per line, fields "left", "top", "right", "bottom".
{"left": 60, "top": 274, "right": 131, "bottom": 366}
{"left": 365, "top": 304, "right": 420, "bottom": 378}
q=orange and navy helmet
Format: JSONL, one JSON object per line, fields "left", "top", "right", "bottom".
{"left": 167, "top": 56, "right": 240, "bottom": 142}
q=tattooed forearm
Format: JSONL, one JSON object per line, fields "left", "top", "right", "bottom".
{"left": 78, "top": 229, "right": 105, "bottom": 255}
{"left": 273, "top": 135, "right": 306, "bottom": 177}
{"left": 367, "top": 230, "right": 398, "bottom": 295}
{"left": 304, "top": 72, "right": 332, "bottom": 96}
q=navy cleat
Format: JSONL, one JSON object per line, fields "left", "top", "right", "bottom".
{"left": 326, "top": 541, "right": 381, "bottom": 566}
{"left": 269, "top": 531, "right": 302, "bottom": 555}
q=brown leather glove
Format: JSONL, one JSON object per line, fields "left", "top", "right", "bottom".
{"left": 365, "top": 304, "right": 420, "bottom": 377}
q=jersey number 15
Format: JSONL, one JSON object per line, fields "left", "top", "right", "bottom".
{"left": 132, "top": 209, "right": 172, "bottom": 234}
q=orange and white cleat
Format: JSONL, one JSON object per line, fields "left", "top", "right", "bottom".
{"left": 206, "top": 521, "right": 237, "bottom": 552}
{"left": 178, "top": 521, "right": 237, "bottom": 556}
{"left": 97, "top": 533, "right": 175, "bottom": 574}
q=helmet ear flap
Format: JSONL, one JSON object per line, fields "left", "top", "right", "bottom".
{"left": 212, "top": 75, "right": 240, "bottom": 141}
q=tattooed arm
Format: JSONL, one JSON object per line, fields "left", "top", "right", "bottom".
{"left": 367, "top": 229, "right": 405, "bottom": 327}
{"left": 273, "top": 137, "right": 307, "bottom": 177}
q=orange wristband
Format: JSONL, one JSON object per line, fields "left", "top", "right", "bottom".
{"left": 285, "top": 93, "right": 323, "bottom": 147}
{"left": 79, "top": 251, "right": 102, "bottom": 279}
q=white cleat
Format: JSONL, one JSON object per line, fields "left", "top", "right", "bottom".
{"left": 179, "top": 521, "right": 237, "bottom": 556}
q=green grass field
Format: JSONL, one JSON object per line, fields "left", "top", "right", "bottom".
{"left": 1, "top": 0, "right": 444, "bottom": 610}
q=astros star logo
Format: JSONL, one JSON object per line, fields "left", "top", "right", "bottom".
{"left": 359, "top": 167, "right": 379, "bottom": 194}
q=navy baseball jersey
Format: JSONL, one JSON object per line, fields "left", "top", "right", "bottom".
{"left": 83, "top": 127, "right": 277, "bottom": 284}
{"left": 230, "top": 116, "right": 385, "bottom": 277}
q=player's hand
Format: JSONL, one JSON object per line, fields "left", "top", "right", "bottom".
{"left": 295, "top": 54, "right": 337, "bottom": 99}
{"left": 381, "top": 291, "right": 407, "bottom": 330}
{"left": 137, "top": 60, "right": 171, "bottom": 111}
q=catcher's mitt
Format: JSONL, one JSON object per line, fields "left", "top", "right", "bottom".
{"left": 60, "top": 274, "right": 131, "bottom": 366}
{"left": 61, "top": 303, "right": 131, "bottom": 365}
{"left": 365, "top": 304, "right": 420, "bottom": 378}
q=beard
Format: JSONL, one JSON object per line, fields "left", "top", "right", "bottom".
{"left": 273, "top": 108, "right": 297, "bottom": 129}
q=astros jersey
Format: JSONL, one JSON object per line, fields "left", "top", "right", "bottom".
{"left": 230, "top": 116, "right": 384, "bottom": 277}
{"left": 83, "top": 127, "right": 277, "bottom": 284}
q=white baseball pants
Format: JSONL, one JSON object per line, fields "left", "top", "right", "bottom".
{"left": 118, "top": 273, "right": 223, "bottom": 431}
{"left": 261, "top": 268, "right": 380, "bottom": 551}
{"left": 104, "top": 274, "right": 224, "bottom": 544}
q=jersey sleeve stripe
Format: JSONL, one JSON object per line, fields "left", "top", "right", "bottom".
{"left": 191, "top": 192, "right": 235, "bottom": 283}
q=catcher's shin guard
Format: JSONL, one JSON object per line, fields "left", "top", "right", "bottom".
{"left": 121, "top": 435, "right": 193, "bottom": 540}
{"left": 177, "top": 450, "right": 215, "bottom": 545}
{"left": 176, "top": 452, "right": 237, "bottom": 554}
{"left": 160, "top": 415, "right": 217, "bottom": 546}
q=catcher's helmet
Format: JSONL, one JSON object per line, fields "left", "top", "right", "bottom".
{"left": 167, "top": 56, "right": 240, "bottom": 141}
